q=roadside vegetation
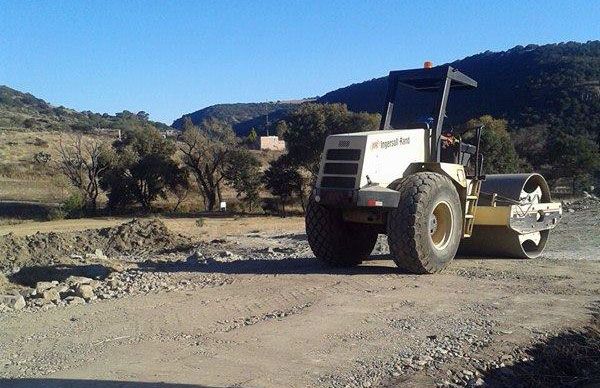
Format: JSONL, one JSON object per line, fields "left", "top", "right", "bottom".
{"left": 1, "top": 42, "right": 599, "bottom": 219}
{"left": 0, "top": 98, "right": 596, "bottom": 222}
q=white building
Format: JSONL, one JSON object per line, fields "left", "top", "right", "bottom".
{"left": 259, "top": 136, "right": 286, "bottom": 151}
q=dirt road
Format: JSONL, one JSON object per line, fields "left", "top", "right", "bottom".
{"left": 0, "top": 207, "right": 599, "bottom": 387}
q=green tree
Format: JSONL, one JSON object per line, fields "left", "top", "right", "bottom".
{"left": 100, "top": 127, "right": 187, "bottom": 210}
{"left": 275, "top": 120, "right": 289, "bottom": 138}
{"left": 464, "top": 115, "right": 520, "bottom": 174}
{"left": 223, "top": 148, "right": 262, "bottom": 211}
{"left": 283, "top": 103, "right": 380, "bottom": 178}
{"left": 548, "top": 132, "right": 600, "bottom": 192}
{"left": 246, "top": 128, "right": 258, "bottom": 146}
{"left": 263, "top": 155, "right": 303, "bottom": 216}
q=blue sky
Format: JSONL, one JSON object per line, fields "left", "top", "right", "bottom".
{"left": 1, "top": 1, "right": 598, "bottom": 124}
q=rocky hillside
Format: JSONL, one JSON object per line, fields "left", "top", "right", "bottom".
{"left": 0, "top": 85, "right": 171, "bottom": 133}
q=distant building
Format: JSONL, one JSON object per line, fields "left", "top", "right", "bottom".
{"left": 259, "top": 136, "right": 286, "bottom": 151}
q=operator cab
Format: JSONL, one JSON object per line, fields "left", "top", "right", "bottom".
{"left": 380, "top": 64, "right": 481, "bottom": 176}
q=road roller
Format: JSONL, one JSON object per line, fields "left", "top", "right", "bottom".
{"left": 306, "top": 64, "right": 562, "bottom": 274}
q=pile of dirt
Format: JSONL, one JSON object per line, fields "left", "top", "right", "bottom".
{"left": 0, "top": 219, "right": 191, "bottom": 274}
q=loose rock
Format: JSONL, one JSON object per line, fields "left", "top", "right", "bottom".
{"left": 75, "top": 284, "right": 95, "bottom": 300}
{"left": 0, "top": 293, "right": 26, "bottom": 310}
{"left": 65, "top": 296, "right": 86, "bottom": 305}
{"left": 35, "top": 281, "right": 58, "bottom": 294}
{"left": 41, "top": 288, "right": 61, "bottom": 302}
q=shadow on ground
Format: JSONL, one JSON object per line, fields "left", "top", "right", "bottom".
{"left": 482, "top": 304, "right": 600, "bottom": 388}
{"left": 8, "top": 264, "right": 113, "bottom": 287}
{"left": 0, "top": 379, "right": 217, "bottom": 388}
{"left": 0, "top": 201, "right": 57, "bottom": 221}
{"left": 6, "top": 252, "right": 489, "bottom": 289}
{"left": 136, "top": 254, "right": 410, "bottom": 276}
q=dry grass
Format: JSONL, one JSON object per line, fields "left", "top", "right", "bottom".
{"left": 0, "top": 130, "right": 290, "bottom": 215}
{"left": 0, "top": 130, "right": 114, "bottom": 202}
{"left": 0, "top": 130, "right": 111, "bottom": 167}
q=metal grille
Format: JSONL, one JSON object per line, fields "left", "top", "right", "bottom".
{"left": 320, "top": 176, "right": 356, "bottom": 189}
{"left": 326, "top": 148, "right": 361, "bottom": 161}
{"left": 323, "top": 162, "right": 358, "bottom": 175}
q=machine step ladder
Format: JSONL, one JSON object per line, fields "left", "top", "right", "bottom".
{"left": 463, "top": 179, "right": 482, "bottom": 237}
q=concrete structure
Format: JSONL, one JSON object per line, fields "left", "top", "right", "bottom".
{"left": 259, "top": 136, "right": 286, "bottom": 151}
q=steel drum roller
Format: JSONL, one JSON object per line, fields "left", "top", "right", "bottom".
{"left": 459, "top": 173, "right": 559, "bottom": 259}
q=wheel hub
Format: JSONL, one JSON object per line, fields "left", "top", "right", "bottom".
{"left": 430, "top": 201, "right": 453, "bottom": 250}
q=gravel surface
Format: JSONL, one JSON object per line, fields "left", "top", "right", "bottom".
{"left": 0, "top": 200, "right": 598, "bottom": 387}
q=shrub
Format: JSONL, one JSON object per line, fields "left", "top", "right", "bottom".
{"left": 62, "top": 192, "right": 85, "bottom": 218}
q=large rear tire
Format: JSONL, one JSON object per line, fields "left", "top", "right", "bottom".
{"left": 387, "top": 172, "right": 462, "bottom": 274}
{"left": 306, "top": 199, "right": 378, "bottom": 267}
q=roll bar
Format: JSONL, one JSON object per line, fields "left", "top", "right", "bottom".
{"left": 379, "top": 65, "right": 477, "bottom": 163}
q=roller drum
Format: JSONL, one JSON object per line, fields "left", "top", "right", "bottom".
{"left": 459, "top": 173, "right": 554, "bottom": 259}
{"left": 478, "top": 173, "right": 551, "bottom": 206}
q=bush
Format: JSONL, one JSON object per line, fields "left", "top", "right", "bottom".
{"left": 63, "top": 192, "right": 86, "bottom": 218}
{"left": 33, "top": 137, "right": 49, "bottom": 147}
{"left": 463, "top": 116, "right": 520, "bottom": 174}
{"left": 260, "top": 197, "right": 280, "bottom": 215}
{"left": 0, "top": 163, "right": 19, "bottom": 178}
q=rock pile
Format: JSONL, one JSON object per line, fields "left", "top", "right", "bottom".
{"left": 25, "top": 276, "right": 102, "bottom": 308}
{"left": 0, "top": 247, "right": 240, "bottom": 312}
{"left": 0, "top": 219, "right": 190, "bottom": 275}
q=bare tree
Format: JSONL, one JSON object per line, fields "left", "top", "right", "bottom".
{"left": 178, "top": 118, "right": 236, "bottom": 211}
{"left": 57, "top": 134, "right": 108, "bottom": 212}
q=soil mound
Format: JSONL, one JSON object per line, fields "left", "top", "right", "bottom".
{"left": 0, "top": 219, "right": 190, "bottom": 274}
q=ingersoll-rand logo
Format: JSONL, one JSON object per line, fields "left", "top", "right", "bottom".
{"left": 370, "top": 137, "right": 410, "bottom": 150}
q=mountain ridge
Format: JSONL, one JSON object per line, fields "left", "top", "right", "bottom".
{"left": 175, "top": 40, "right": 600, "bottom": 137}
{"left": 2, "top": 40, "right": 598, "bottom": 140}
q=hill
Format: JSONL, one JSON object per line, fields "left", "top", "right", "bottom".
{"left": 172, "top": 101, "right": 312, "bottom": 137}
{"left": 318, "top": 41, "right": 600, "bottom": 133}
{"left": 0, "top": 85, "right": 171, "bottom": 133}
{"left": 176, "top": 41, "right": 599, "bottom": 143}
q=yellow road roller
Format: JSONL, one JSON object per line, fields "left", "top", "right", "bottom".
{"left": 306, "top": 64, "right": 562, "bottom": 273}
